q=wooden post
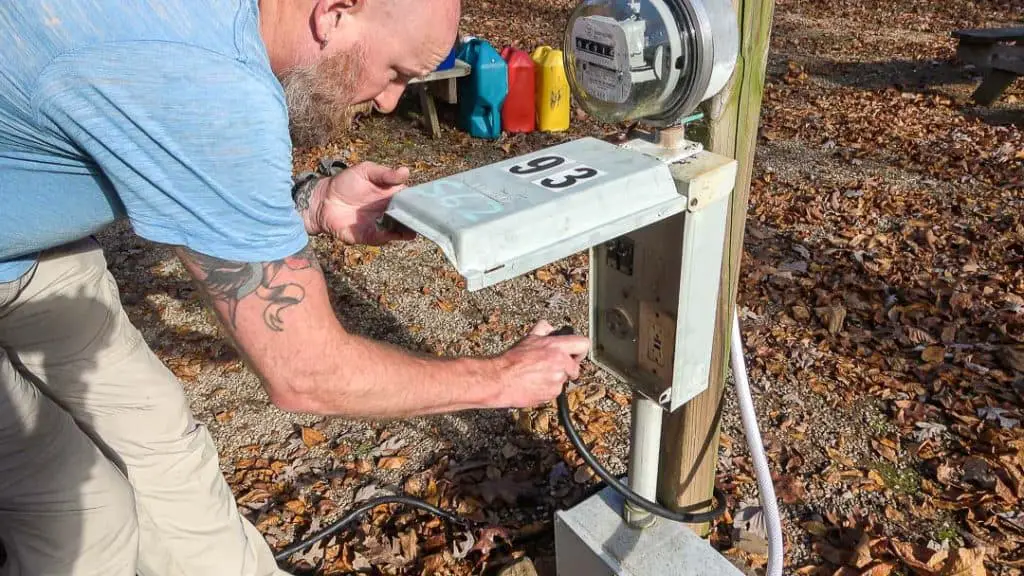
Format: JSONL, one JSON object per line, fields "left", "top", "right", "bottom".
{"left": 657, "top": 0, "right": 776, "bottom": 534}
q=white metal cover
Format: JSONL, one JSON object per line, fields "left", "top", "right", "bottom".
{"left": 385, "top": 137, "right": 683, "bottom": 291}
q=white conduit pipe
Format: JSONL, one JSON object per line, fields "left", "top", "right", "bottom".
{"left": 731, "top": 309, "right": 783, "bottom": 576}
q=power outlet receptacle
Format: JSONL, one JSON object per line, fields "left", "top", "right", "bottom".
{"left": 637, "top": 301, "right": 675, "bottom": 384}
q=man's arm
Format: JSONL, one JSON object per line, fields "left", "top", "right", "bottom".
{"left": 175, "top": 244, "right": 587, "bottom": 419}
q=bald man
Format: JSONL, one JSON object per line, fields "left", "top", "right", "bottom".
{"left": 0, "top": 1, "right": 590, "bottom": 574}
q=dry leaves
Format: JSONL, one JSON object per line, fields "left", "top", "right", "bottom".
{"left": 891, "top": 541, "right": 988, "bottom": 576}
{"left": 378, "top": 456, "right": 408, "bottom": 470}
{"left": 301, "top": 426, "right": 326, "bottom": 448}
{"left": 922, "top": 346, "right": 946, "bottom": 364}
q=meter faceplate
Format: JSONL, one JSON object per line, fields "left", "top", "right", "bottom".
{"left": 572, "top": 16, "right": 636, "bottom": 104}
{"left": 564, "top": 0, "right": 738, "bottom": 126}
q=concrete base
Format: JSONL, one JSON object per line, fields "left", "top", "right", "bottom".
{"left": 554, "top": 484, "right": 743, "bottom": 576}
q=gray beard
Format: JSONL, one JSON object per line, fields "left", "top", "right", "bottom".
{"left": 279, "top": 52, "right": 366, "bottom": 148}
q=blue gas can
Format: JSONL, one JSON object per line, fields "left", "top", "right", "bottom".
{"left": 457, "top": 39, "right": 508, "bottom": 140}
{"left": 436, "top": 44, "right": 457, "bottom": 71}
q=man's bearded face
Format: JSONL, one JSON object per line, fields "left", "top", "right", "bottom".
{"left": 279, "top": 46, "right": 374, "bottom": 148}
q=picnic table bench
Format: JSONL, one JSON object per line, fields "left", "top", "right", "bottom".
{"left": 408, "top": 59, "right": 471, "bottom": 138}
{"left": 952, "top": 26, "right": 1024, "bottom": 105}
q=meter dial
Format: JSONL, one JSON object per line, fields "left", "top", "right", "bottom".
{"left": 564, "top": 0, "right": 738, "bottom": 126}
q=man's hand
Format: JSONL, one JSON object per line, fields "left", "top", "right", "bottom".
{"left": 488, "top": 321, "right": 591, "bottom": 409}
{"left": 301, "top": 161, "right": 416, "bottom": 245}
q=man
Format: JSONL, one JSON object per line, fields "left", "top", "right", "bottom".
{"left": 0, "top": 1, "right": 590, "bottom": 575}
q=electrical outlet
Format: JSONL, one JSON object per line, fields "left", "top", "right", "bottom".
{"left": 637, "top": 301, "right": 675, "bottom": 383}
{"left": 646, "top": 322, "right": 666, "bottom": 366}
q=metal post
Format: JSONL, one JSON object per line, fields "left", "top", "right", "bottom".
{"left": 624, "top": 395, "right": 663, "bottom": 528}
{"left": 654, "top": 125, "right": 687, "bottom": 150}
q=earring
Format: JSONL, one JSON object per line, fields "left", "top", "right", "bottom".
{"left": 321, "top": 37, "right": 329, "bottom": 49}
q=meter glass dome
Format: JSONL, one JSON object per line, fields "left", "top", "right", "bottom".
{"left": 564, "top": 0, "right": 738, "bottom": 127}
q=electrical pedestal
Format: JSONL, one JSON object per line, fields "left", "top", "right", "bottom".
{"left": 552, "top": 133, "right": 742, "bottom": 575}
{"left": 385, "top": 0, "right": 746, "bottom": 567}
{"left": 386, "top": 134, "right": 742, "bottom": 576}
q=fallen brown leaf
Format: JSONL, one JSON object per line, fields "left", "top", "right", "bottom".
{"left": 398, "top": 529, "right": 418, "bottom": 564}
{"left": 860, "top": 562, "right": 898, "bottom": 576}
{"left": 851, "top": 532, "right": 874, "bottom": 568}
{"left": 891, "top": 540, "right": 948, "bottom": 574}
{"left": 938, "top": 546, "right": 987, "bottom": 576}
{"left": 905, "top": 326, "right": 937, "bottom": 346}
{"left": 301, "top": 426, "right": 326, "bottom": 448}
{"left": 378, "top": 456, "right": 408, "bottom": 470}
{"left": 284, "top": 499, "right": 306, "bottom": 515}
{"left": 884, "top": 505, "right": 904, "bottom": 522}
{"left": 421, "top": 552, "right": 450, "bottom": 575}
{"left": 574, "top": 465, "right": 596, "bottom": 484}
{"left": 922, "top": 346, "right": 946, "bottom": 364}
{"left": 871, "top": 440, "right": 898, "bottom": 464}
{"left": 826, "top": 446, "right": 857, "bottom": 469}
{"left": 607, "top": 389, "right": 631, "bottom": 407}
{"left": 802, "top": 520, "right": 829, "bottom": 538}
{"left": 469, "top": 526, "right": 510, "bottom": 557}
{"left": 533, "top": 412, "right": 551, "bottom": 433}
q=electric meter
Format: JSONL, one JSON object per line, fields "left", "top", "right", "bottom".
{"left": 564, "top": 0, "right": 738, "bottom": 126}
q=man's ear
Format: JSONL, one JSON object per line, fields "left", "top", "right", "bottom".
{"left": 312, "top": 0, "right": 360, "bottom": 47}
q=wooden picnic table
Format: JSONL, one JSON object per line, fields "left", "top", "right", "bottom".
{"left": 408, "top": 59, "right": 471, "bottom": 138}
{"left": 952, "top": 26, "right": 1024, "bottom": 105}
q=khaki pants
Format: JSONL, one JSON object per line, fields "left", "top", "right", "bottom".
{"left": 0, "top": 238, "right": 288, "bottom": 576}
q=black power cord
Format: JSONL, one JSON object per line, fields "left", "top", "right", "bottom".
{"left": 273, "top": 496, "right": 474, "bottom": 563}
{"left": 550, "top": 326, "right": 728, "bottom": 525}
{"left": 274, "top": 326, "right": 727, "bottom": 565}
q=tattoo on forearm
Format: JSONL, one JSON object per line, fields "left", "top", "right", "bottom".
{"left": 181, "top": 245, "right": 321, "bottom": 332}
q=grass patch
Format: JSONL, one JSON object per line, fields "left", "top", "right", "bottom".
{"left": 872, "top": 461, "right": 921, "bottom": 495}
{"left": 934, "top": 523, "right": 961, "bottom": 545}
{"left": 865, "top": 410, "right": 890, "bottom": 436}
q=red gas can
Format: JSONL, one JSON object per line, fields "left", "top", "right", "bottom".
{"left": 500, "top": 47, "right": 536, "bottom": 133}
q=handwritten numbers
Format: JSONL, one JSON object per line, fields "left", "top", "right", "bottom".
{"left": 411, "top": 180, "right": 503, "bottom": 223}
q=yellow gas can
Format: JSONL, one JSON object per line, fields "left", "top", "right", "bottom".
{"left": 531, "top": 46, "right": 570, "bottom": 132}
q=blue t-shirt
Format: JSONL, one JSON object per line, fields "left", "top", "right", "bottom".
{"left": 0, "top": 0, "right": 308, "bottom": 282}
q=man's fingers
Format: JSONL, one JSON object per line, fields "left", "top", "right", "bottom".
{"left": 565, "top": 361, "right": 581, "bottom": 380}
{"left": 530, "top": 320, "right": 555, "bottom": 336}
{"left": 366, "top": 164, "right": 410, "bottom": 187}
{"left": 549, "top": 335, "right": 591, "bottom": 357}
